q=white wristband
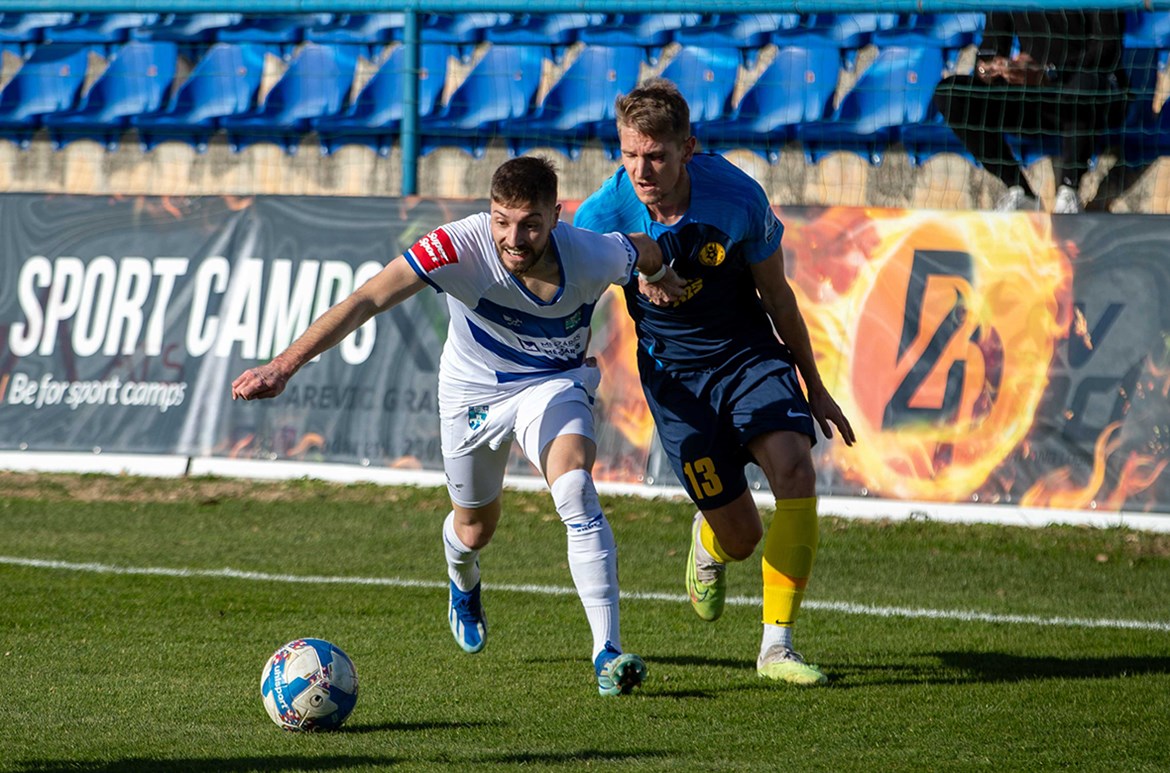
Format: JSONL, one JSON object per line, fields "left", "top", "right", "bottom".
{"left": 641, "top": 263, "right": 668, "bottom": 283}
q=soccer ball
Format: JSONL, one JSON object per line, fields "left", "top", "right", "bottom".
{"left": 260, "top": 638, "right": 359, "bottom": 731}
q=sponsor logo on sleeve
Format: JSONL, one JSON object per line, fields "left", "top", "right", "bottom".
{"left": 410, "top": 227, "right": 459, "bottom": 272}
{"left": 764, "top": 210, "right": 781, "bottom": 243}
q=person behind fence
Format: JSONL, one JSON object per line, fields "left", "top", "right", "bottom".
{"left": 230, "top": 155, "right": 686, "bottom": 697}
{"left": 933, "top": 11, "right": 1127, "bottom": 214}
{"left": 575, "top": 78, "right": 856, "bottom": 687}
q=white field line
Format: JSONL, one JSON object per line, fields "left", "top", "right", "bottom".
{"left": 4, "top": 554, "right": 1170, "bottom": 633}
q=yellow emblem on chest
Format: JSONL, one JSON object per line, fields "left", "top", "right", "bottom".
{"left": 699, "top": 242, "right": 726, "bottom": 266}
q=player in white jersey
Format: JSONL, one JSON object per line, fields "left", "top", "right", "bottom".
{"left": 231, "top": 157, "right": 684, "bottom": 696}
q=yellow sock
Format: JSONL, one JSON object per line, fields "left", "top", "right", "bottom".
{"left": 699, "top": 515, "right": 735, "bottom": 563}
{"left": 762, "top": 497, "right": 818, "bottom": 627}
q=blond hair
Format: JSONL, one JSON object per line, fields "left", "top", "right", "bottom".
{"left": 614, "top": 78, "right": 691, "bottom": 144}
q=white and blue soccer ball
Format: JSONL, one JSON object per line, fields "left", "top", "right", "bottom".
{"left": 260, "top": 638, "right": 359, "bottom": 731}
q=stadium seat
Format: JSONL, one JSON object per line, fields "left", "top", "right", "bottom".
{"left": 659, "top": 45, "right": 740, "bottom": 123}
{"left": 44, "top": 40, "right": 177, "bottom": 149}
{"left": 596, "top": 45, "right": 740, "bottom": 158}
{"left": 578, "top": 14, "right": 701, "bottom": 64}
{"left": 0, "top": 43, "right": 93, "bottom": 147}
{"left": 505, "top": 44, "right": 640, "bottom": 159}
{"left": 0, "top": 13, "right": 74, "bottom": 46}
{"left": 1113, "top": 46, "right": 1166, "bottom": 167}
{"left": 871, "top": 14, "right": 984, "bottom": 71}
{"left": 43, "top": 13, "right": 160, "bottom": 48}
{"left": 305, "top": 13, "right": 403, "bottom": 54}
{"left": 674, "top": 13, "right": 802, "bottom": 65}
{"left": 484, "top": 14, "right": 604, "bottom": 62}
{"left": 130, "top": 13, "right": 244, "bottom": 43}
{"left": 420, "top": 44, "right": 545, "bottom": 157}
{"left": 1122, "top": 92, "right": 1170, "bottom": 165}
{"left": 796, "top": 45, "right": 945, "bottom": 165}
{"left": 133, "top": 42, "right": 273, "bottom": 152}
{"left": 397, "top": 13, "right": 509, "bottom": 62}
{"left": 698, "top": 45, "right": 840, "bottom": 162}
{"left": 771, "top": 13, "right": 900, "bottom": 70}
{"left": 221, "top": 42, "right": 358, "bottom": 154}
{"left": 1124, "top": 10, "right": 1170, "bottom": 70}
{"left": 314, "top": 43, "right": 451, "bottom": 156}
{"left": 216, "top": 14, "right": 332, "bottom": 59}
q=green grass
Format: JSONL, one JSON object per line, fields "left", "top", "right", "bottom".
{"left": 2, "top": 473, "right": 1169, "bottom": 772}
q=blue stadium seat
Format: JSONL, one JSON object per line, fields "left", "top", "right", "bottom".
{"left": 44, "top": 41, "right": 177, "bottom": 149}
{"left": 595, "top": 45, "right": 740, "bottom": 158}
{"left": 421, "top": 44, "right": 545, "bottom": 157}
{"left": 1124, "top": 11, "right": 1170, "bottom": 70}
{"left": 659, "top": 45, "right": 740, "bottom": 123}
{"left": 216, "top": 14, "right": 332, "bottom": 59}
{"left": 305, "top": 13, "right": 402, "bottom": 54}
{"left": 130, "top": 13, "right": 244, "bottom": 43}
{"left": 0, "top": 13, "right": 74, "bottom": 46}
{"left": 674, "top": 13, "right": 802, "bottom": 65}
{"left": 314, "top": 43, "right": 451, "bottom": 156}
{"left": 133, "top": 42, "right": 273, "bottom": 152}
{"left": 1113, "top": 46, "right": 1166, "bottom": 167}
{"left": 771, "top": 13, "right": 900, "bottom": 71}
{"left": 484, "top": 14, "right": 604, "bottom": 62}
{"left": 796, "top": 46, "right": 945, "bottom": 165}
{"left": 397, "top": 13, "right": 509, "bottom": 62}
{"left": 871, "top": 14, "right": 984, "bottom": 71}
{"left": 222, "top": 42, "right": 358, "bottom": 154}
{"left": 699, "top": 45, "right": 840, "bottom": 162}
{"left": 1122, "top": 91, "right": 1170, "bottom": 165}
{"left": 43, "top": 13, "right": 160, "bottom": 47}
{"left": 505, "top": 45, "right": 641, "bottom": 159}
{"left": 0, "top": 43, "right": 93, "bottom": 147}
{"left": 578, "top": 14, "right": 701, "bottom": 64}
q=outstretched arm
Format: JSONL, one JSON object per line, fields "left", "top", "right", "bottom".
{"left": 231, "top": 256, "right": 427, "bottom": 401}
{"left": 751, "top": 246, "right": 856, "bottom": 446}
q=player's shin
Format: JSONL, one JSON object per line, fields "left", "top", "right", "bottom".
{"left": 443, "top": 511, "right": 481, "bottom": 590}
{"left": 550, "top": 469, "right": 621, "bottom": 659}
{"left": 761, "top": 497, "right": 819, "bottom": 630}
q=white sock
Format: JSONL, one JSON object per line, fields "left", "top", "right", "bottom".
{"left": 442, "top": 511, "right": 480, "bottom": 592}
{"left": 550, "top": 469, "right": 621, "bottom": 659}
{"left": 760, "top": 623, "right": 794, "bottom": 655}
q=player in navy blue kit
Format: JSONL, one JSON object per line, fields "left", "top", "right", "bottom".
{"left": 575, "top": 79, "right": 855, "bottom": 685}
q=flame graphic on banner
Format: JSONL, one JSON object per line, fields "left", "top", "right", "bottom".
{"left": 789, "top": 209, "right": 1073, "bottom": 501}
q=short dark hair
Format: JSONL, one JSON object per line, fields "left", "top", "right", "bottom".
{"left": 615, "top": 78, "right": 691, "bottom": 144}
{"left": 490, "top": 156, "right": 558, "bottom": 208}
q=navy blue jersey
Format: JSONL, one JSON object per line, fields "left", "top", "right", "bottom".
{"left": 575, "top": 153, "right": 784, "bottom": 371}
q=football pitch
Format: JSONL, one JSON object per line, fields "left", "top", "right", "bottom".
{"left": 2, "top": 472, "right": 1169, "bottom": 772}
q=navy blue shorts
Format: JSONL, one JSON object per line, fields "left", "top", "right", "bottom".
{"left": 640, "top": 347, "right": 815, "bottom": 510}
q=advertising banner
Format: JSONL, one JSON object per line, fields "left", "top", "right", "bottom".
{"left": 1, "top": 194, "right": 1168, "bottom": 517}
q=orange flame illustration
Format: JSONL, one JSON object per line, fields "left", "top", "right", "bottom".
{"left": 790, "top": 209, "right": 1074, "bottom": 501}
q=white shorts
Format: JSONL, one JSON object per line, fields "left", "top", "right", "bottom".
{"left": 439, "top": 364, "right": 601, "bottom": 508}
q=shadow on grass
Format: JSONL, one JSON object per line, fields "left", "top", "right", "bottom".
{"left": 934, "top": 651, "right": 1170, "bottom": 683}
{"left": 826, "top": 652, "right": 1170, "bottom": 688}
{"left": 15, "top": 748, "right": 664, "bottom": 772}
{"left": 338, "top": 719, "right": 500, "bottom": 734}
{"left": 647, "top": 653, "right": 751, "bottom": 670}
{"left": 476, "top": 749, "right": 664, "bottom": 765}
{"left": 13, "top": 757, "right": 403, "bottom": 773}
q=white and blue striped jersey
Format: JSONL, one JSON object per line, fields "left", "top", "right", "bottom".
{"left": 402, "top": 212, "right": 639, "bottom": 395}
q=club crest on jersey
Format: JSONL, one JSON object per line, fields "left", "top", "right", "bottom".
{"left": 411, "top": 227, "right": 458, "bottom": 272}
{"left": 468, "top": 405, "right": 489, "bottom": 431}
{"left": 698, "top": 242, "right": 726, "bottom": 266}
{"left": 564, "top": 309, "right": 582, "bottom": 333}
